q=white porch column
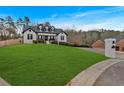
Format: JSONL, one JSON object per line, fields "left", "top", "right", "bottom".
{"left": 56, "top": 36, "right": 59, "bottom": 45}
{"left": 46, "top": 36, "right": 50, "bottom": 44}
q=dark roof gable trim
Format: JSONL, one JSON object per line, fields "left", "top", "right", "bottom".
{"left": 57, "top": 31, "right": 68, "bottom": 36}
{"left": 22, "top": 27, "right": 36, "bottom": 34}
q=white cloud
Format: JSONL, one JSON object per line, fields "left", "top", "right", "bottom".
{"left": 33, "top": 7, "right": 124, "bottom": 24}
{"left": 51, "top": 15, "right": 124, "bottom": 31}
{"left": 51, "top": 14, "right": 58, "bottom": 19}
{"left": 32, "top": 7, "right": 124, "bottom": 31}
{"left": 77, "top": 16, "right": 124, "bottom": 31}
{"left": 74, "top": 6, "right": 124, "bottom": 18}
{"left": 52, "top": 22, "right": 76, "bottom": 30}
{"left": 75, "top": 11, "right": 98, "bottom": 17}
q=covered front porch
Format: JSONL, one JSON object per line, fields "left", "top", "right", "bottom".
{"left": 37, "top": 33, "right": 57, "bottom": 44}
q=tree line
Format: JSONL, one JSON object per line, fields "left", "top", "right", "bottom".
{"left": 0, "top": 16, "right": 30, "bottom": 40}
{"left": 0, "top": 16, "right": 124, "bottom": 46}
{"left": 65, "top": 29, "right": 124, "bottom": 47}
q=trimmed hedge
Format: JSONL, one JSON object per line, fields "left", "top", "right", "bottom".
{"left": 33, "top": 40, "right": 89, "bottom": 47}
{"left": 33, "top": 40, "right": 45, "bottom": 44}
{"left": 51, "top": 41, "right": 89, "bottom": 47}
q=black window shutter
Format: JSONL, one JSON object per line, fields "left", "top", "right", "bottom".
{"left": 27, "top": 34, "right": 29, "bottom": 40}
{"left": 31, "top": 34, "right": 33, "bottom": 39}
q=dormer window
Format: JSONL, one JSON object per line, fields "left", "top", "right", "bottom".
{"left": 45, "top": 26, "right": 49, "bottom": 32}
{"left": 51, "top": 26, "right": 55, "bottom": 32}
{"left": 39, "top": 25, "right": 42, "bottom": 31}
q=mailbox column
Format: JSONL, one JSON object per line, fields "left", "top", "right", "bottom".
{"left": 104, "top": 38, "right": 116, "bottom": 58}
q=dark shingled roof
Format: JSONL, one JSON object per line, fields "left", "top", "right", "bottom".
{"left": 22, "top": 24, "right": 68, "bottom": 35}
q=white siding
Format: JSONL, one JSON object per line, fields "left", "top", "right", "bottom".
{"left": 57, "top": 32, "right": 67, "bottom": 42}
{"left": 23, "top": 30, "right": 37, "bottom": 44}
{"left": 37, "top": 33, "right": 56, "bottom": 36}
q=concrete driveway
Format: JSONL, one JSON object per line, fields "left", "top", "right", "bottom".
{"left": 116, "top": 51, "right": 124, "bottom": 59}
{"left": 81, "top": 48, "right": 105, "bottom": 55}
{"left": 81, "top": 48, "right": 124, "bottom": 59}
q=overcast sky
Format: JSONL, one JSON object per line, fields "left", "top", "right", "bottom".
{"left": 0, "top": 6, "right": 124, "bottom": 31}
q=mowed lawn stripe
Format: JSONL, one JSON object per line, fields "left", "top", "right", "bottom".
{"left": 0, "top": 44, "right": 108, "bottom": 85}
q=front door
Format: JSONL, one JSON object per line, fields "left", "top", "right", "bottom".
{"left": 45, "top": 36, "right": 48, "bottom": 40}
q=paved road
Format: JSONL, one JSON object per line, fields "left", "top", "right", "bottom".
{"left": 66, "top": 59, "right": 123, "bottom": 86}
{"left": 94, "top": 61, "right": 124, "bottom": 86}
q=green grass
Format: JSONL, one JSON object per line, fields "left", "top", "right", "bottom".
{"left": 0, "top": 44, "right": 108, "bottom": 86}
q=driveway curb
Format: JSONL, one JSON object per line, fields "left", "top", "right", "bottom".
{"left": 0, "top": 77, "right": 10, "bottom": 86}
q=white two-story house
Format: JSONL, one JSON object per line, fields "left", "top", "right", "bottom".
{"left": 22, "top": 23, "right": 68, "bottom": 44}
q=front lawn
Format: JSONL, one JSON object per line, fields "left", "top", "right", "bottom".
{"left": 0, "top": 44, "right": 108, "bottom": 85}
